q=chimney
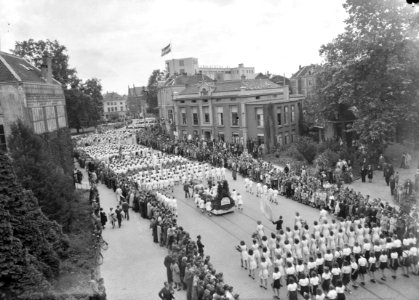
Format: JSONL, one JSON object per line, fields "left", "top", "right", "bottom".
{"left": 299, "top": 65, "right": 302, "bottom": 70}
{"left": 41, "top": 54, "right": 53, "bottom": 83}
{"left": 238, "top": 63, "right": 244, "bottom": 68}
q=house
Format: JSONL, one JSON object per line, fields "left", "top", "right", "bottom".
{"left": 290, "top": 64, "right": 319, "bottom": 98}
{"left": 103, "top": 92, "right": 128, "bottom": 120}
{"left": 172, "top": 78, "right": 304, "bottom": 152}
{"left": 0, "top": 51, "right": 68, "bottom": 151}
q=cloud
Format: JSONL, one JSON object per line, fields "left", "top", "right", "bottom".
{"left": 0, "top": 0, "right": 347, "bottom": 94}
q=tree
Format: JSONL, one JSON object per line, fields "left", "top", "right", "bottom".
{"left": 12, "top": 39, "right": 78, "bottom": 88}
{"left": 12, "top": 39, "right": 104, "bottom": 130}
{"left": 7, "top": 121, "right": 75, "bottom": 229}
{"left": 64, "top": 88, "right": 91, "bottom": 133}
{"left": 0, "top": 152, "right": 69, "bottom": 298}
{"left": 81, "top": 78, "right": 104, "bottom": 126}
{"left": 145, "top": 69, "right": 160, "bottom": 114}
{"left": 316, "top": 0, "right": 419, "bottom": 156}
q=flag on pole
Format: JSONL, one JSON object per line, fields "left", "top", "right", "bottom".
{"left": 161, "top": 43, "right": 171, "bottom": 57}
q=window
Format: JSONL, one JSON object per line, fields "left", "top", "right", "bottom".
{"left": 182, "top": 130, "right": 188, "bottom": 139}
{"left": 181, "top": 108, "right": 187, "bottom": 125}
{"left": 120, "top": 102, "right": 123, "bottom": 105}
{"left": 179, "top": 59, "right": 184, "bottom": 67}
{"left": 192, "top": 107, "right": 198, "bottom": 125}
{"left": 257, "top": 135, "right": 264, "bottom": 146}
{"left": 217, "top": 107, "right": 224, "bottom": 126}
{"left": 0, "top": 125, "right": 6, "bottom": 152}
{"left": 218, "top": 132, "right": 225, "bottom": 141}
{"left": 203, "top": 106, "right": 210, "bottom": 123}
{"left": 193, "top": 130, "right": 198, "bottom": 137}
{"left": 108, "top": 107, "right": 111, "bottom": 112}
{"left": 256, "top": 108, "right": 264, "bottom": 127}
{"left": 291, "top": 105, "right": 295, "bottom": 123}
{"left": 284, "top": 132, "right": 289, "bottom": 145}
{"left": 284, "top": 106, "right": 289, "bottom": 124}
{"left": 308, "top": 80, "right": 312, "bottom": 86}
{"left": 168, "top": 109, "right": 173, "bottom": 121}
{"left": 291, "top": 130, "right": 296, "bottom": 143}
{"left": 180, "top": 68, "right": 185, "bottom": 74}
{"left": 276, "top": 134, "right": 283, "bottom": 146}
{"left": 120, "top": 107, "right": 123, "bottom": 111}
{"left": 232, "top": 133, "right": 240, "bottom": 143}
{"left": 231, "top": 106, "right": 239, "bottom": 126}
{"left": 256, "top": 96, "right": 260, "bottom": 100}
{"left": 277, "top": 108, "right": 282, "bottom": 126}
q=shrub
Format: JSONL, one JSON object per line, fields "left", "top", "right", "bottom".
{"left": 314, "top": 149, "right": 340, "bottom": 170}
{"left": 281, "top": 144, "right": 306, "bottom": 162}
{"left": 294, "top": 136, "right": 318, "bottom": 164}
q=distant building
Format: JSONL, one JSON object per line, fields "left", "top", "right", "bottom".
{"left": 165, "top": 57, "right": 256, "bottom": 81}
{"left": 0, "top": 51, "right": 68, "bottom": 151}
{"left": 255, "top": 72, "right": 290, "bottom": 86}
{"left": 157, "top": 74, "right": 213, "bottom": 132}
{"left": 166, "top": 58, "right": 199, "bottom": 76}
{"left": 172, "top": 78, "right": 304, "bottom": 152}
{"left": 103, "top": 92, "right": 128, "bottom": 120}
{"left": 290, "top": 64, "right": 319, "bottom": 98}
{"left": 199, "top": 63, "right": 256, "bottom": 81}
{"left": 127, "top": 85, "right": 148, "bottom": 118}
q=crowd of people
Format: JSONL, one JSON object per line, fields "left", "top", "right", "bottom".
{"left": 235, "top": 205, "right": 419, "bottom": 299}
{"left": 73, "top": 126, "right": 418, "bottom": 300}
{"left": 138, "top": 190, "right": 240, "bottom": 300}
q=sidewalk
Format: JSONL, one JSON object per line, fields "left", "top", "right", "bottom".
{"left": 96, "top": 181, "right": 169, "bottom": 299}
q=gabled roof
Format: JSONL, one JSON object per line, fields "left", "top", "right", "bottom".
{"left": 0, "top": 51, "right": 58, "bottom": 84}
{"left": 178, "top": 79, "right": 280, "bottom": 95}
{"left": 291, "top": 64, "right": 319, "bottom": 79}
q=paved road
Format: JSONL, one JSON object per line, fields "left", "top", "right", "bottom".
{"left": 175, "top": 169, "right": 419, "bottom": 300}
{"left": 84, "top": 158, "right": 419, "bottom": 300}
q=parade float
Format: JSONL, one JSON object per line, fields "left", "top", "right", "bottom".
{"left": 201, "top": 180, "right": 236, "bottom": 215}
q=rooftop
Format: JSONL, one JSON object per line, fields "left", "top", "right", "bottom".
{"left": 163, "top": 73, "right": 213, "bottom": 87}
{"left": 178, "top": 79, "right": 280, "bottom": 95}
{"left": 291, "top": 64, "right": 319, "bottom": 79}
{"left": 0, "top": 51, "right": 58, "bottom": 84}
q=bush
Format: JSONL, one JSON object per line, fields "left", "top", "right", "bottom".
{"left": 281, "top": 144, "right": 306, "bottom": 162}
{"left": 314, "top": 149, "right": 340, "bottom": 170}
{"left": 7, "top": 121, "right": 76, "bottom": 231}
{"left": 294, "top": 136, "right": 318, "bottom": 164}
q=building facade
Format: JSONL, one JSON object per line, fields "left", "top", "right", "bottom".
{"left": 103, "top": 92, "right": 128, "bottom": 120}
{"left": 127, "top": 85, "right": 148, "bottom": 118}
{"left": 166, "top": 58, "right": 199, "bottom": 76}
{"left": 199, "top": 63, "right": 256, "bottom": 81}
{"left": 0, "top": 51, "right": 68, "bottom": 151}
{"left": 173, "top": 79, "right": 304, "bottom": 151}
{"left": 157, "top": 74, "right": 213, "bottom": 132}
{"left": 290, "top": 64, "right": 319, "bottom": 98}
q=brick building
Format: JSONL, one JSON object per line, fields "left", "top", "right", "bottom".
{"left": 157, "top": 74, "right": 213, "bottom": 131}
{"left": 0, "top": 51, "right": 67, "bottom": 151}
{"left": 173, "top": 78, "right": 304, "bottom": 151}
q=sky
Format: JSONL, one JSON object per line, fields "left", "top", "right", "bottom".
{"left": 0, "top": 0, "right": 348, "bottom": 94}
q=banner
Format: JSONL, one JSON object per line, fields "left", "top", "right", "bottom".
{"left": 259, "top": 195, "right": 273, "bottom": 221}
